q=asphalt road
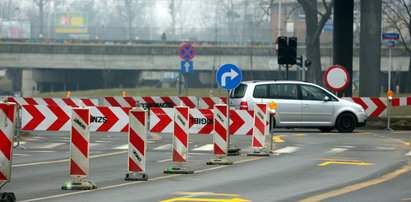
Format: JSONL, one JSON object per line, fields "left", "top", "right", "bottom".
{"left": 3, "top": 129, "right": 411, "bottom": 202}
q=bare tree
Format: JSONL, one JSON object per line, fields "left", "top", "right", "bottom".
{"left": 297, "top": 0, "right": 334, "bottom": 84}
{"left": 32, "top": 0, "right": 51, "bottom": 37}
{"left": 383, "top": 0, "right": 411, "bottom": 93}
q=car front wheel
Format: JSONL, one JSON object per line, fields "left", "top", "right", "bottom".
{"left": 336, "top": 113, "right": 356, "bottom": 133}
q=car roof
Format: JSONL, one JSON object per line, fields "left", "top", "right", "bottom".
{"left": 240, "top": 80, "right": 312, "bottom": 85}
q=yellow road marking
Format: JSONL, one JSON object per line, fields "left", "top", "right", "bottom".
{"left": 316, "top": 158, "right": 361, "bottom": 162}
{"left": 402, "top": 198, "right": 411, "bottom": 201}
{"left": 172, "top": 192, "right": 240, "bottom": 197}
{"left": 353, "top": 132, "right": 372, "bottom": 134}
{"left": 392, "top": 131, "right": 411, "bottom": 134}
{"left": 272, "top": 135, "right": 288, "bottom": 142}
{"left": 160, "top": 198, "right": 250, "bottom": 202}
{"left": 318, "top": 161, "right": 375, "bottom": 166}
{"left": 299, "top": 163, "right": 411, "bottom": 202}
{"left": 292, "top": 134, "right": 308, "bottom": 136}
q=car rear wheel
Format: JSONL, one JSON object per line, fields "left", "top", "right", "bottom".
{"left": 336, "top": 113, "right": 356, "bottom": 133}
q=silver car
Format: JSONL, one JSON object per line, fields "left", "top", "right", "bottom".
{"left": 229, "top": 80, "right": 367, "bottom": 132}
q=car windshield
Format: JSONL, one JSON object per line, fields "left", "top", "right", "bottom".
{"left": 230, "top": 84, "right": 247, "bottom": 98}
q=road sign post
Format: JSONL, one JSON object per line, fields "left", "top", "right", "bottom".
{"left": 216, "top": 64, "right": 242, "bottom": 156}
{"left": 179, "top": 44, "right": 196, "bottom": 96}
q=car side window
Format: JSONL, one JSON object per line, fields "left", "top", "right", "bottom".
{"left": 269, "top": 84, "right": 298, "bottom": 99}
{"left": 301, "top": 85, "right": 330, "bottom": 101}
{"left": 253, "top": 84, "right": 268, "bottom": 98}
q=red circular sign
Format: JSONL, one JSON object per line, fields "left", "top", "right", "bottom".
{"left": 179, "top": 44, "right": 196, "bottom": 61}
{"left": 324, "top": 65, "right": 350, "bottom": 91}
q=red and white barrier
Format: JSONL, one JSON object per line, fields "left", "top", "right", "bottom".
{"left": 125, "top": 108, "right": 148, "bottom": 181}
{"left": 69, "top": 108, "right": 90, "bottom": 179}
{"left": 136, "top": 96, "right": 197, "bottom": 109}
{"left": 0, "top": 103, "right": 16, "bottom": 188}
{"left": 198, "top": 97, "right": 227, "bottom": 109}
{"left": 343, "top": 97, "right": 387, "bottom": 117}
{"left": 172, "top": 106, "right": 189, "bottom": 163}
{"left": 392, "top": 97, "right": 411, "bottom": 107}
{"left": 213, "top": 104, "right": 229, "bottom": 156}
{"left": 164, "top": 106, "right": 194, "bottom": 174}
{"left": 103, "top": 97, "right": 136, "bottom": 107}
{"left": 89, "top": 106, "right": 132, "bottom": 132}
{"left": 188, "top": 109, "right": 213, "bottom": 134}
{"left": 150, "top": 108, "right": 254, "bottom": 135}
{"left": 230, "top": 110, "right": 254, "bottom": 135}
{"left": 22, "top": 105, "right": 71, "bottom": 131}
{"left": 62, "top": 108, "right": 96, "bottom": 190}
{"left": 21, "top": 105, "right": 132, "bottom": 132}
{"left": 251, "top": 104, "right": 268, "bottom": 150}
{"left": 8, "top": 97, "right": 98, "bottom": 107}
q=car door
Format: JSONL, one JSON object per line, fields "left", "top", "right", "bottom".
{"left": 266, "top": 84, "right": 302, "bottom": 127}
{"left": 300, "top": 84, "right": 334, "bottom": 126}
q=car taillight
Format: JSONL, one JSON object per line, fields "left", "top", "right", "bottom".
{"left": 240, "top": 101, "right": 248, "bottom": 110}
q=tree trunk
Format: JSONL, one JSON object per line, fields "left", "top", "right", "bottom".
{"left": 359, "top": 0, "right": 382, "bottom": 97}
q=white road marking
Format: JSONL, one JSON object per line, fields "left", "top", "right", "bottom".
{"left": 273, "top": 146, "right": 299, "bottom": 154}
{"left": 33, "top": 143, "right": 65, "bottom": 149}
{"left": 154, "top": 144, "right": 172, "bottom": 150}
{"left": 405, "top": 151, "right": 411, "bottom": 156}
{"left": 192, "top": 144, "right": 213, "bottom": 151}
{"left": 114, "top": 144, "right": 128, "bottom": 150}
{"left": 326, "top": 148, "right": 348, "bottom": 154}
{"left": 157, "top": 158, "right": 172, "bottom": 162}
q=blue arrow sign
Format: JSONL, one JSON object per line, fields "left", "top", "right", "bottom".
{"left": 181, "top": 60, "right": 193, "bottom": 73}
{"left": 216, "top": 64, "right": 242, "bottom": 90}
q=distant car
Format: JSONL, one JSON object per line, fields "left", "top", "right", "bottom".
{"left": 229, "top": 80, "right": 367, "bottom": 132}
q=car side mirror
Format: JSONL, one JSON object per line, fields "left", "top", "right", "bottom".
{"left": 323, "top": 96, "right": 330, "bottom": 102}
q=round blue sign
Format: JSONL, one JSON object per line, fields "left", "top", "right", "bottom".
{"left": 216, "top": 64, "right": 242, "bottom": 90}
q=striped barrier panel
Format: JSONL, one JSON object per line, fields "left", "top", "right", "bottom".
{"left": 149, "top": 108, "right": 253, "bottom": 135}
{"left": 103, "top": 97, "right": 137, "bottom": 107}
{"left": 0, "top": 103, "right": 16, "bottom": 188}
{"left": 213, "top": 104, "right": 229, "bottom": 156}
{"left": 125, "top": 108, "right": 148, "bottom": 181}
{"left": 172, "top": 106, "right": 189, "bottom": 163}
{"left": 342, "top": 97, "right": 387, "bottom": 117}
{"left": 8, "top": 97, "right": 98, "bottom": 107}
{"left": 251, "top": 104, "right": 268, "bottom": 150}
{"left": 62, "top": 108, "right": 96, "bottom": 190}
{"left": 198, "top": 97, "right": 227, "bottom": 109}
{"left": 135, "top": 96, "right": 197, "bottom": 109}
{"left": 392, "top": 97, "right": 411, "bottom": 107}
{"left": 21, "top": 105, "right": 132, "bottom": 132}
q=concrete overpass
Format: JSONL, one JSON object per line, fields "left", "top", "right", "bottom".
{"left": 0, "top": 42, "right": 409, "bottom": 96}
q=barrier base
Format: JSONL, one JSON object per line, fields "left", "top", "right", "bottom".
{"left": 61, "top": 181, "right": 97, "bottom": 190}
{"left": 125, "top": 172, "right": 148, "bottom": 181}
{"left": 164, "top": 166, "right": 194, "bottom": 174}
{"left": 247, "top": 151, "right": 270, "bottom": 156}
{"left": 228, "top": 147, "right": 241, "bottom": 156}
{"left": 207, "top": 158, "right": 233, "bottom": 165}
{"left": 0, "top": 192, "right": 16, "bottom": 202}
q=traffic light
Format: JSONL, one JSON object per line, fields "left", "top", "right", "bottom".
{"left": 296, "top": 55, "right": 312, "bottom": 67}
{"left": 276, "top": 36, "right": 297, "bottom": 65}
{"left": 287, "top": 37, "right": 297, "bottom": 65}
{"left": 277, "top": 36, "right": 288, "bottom": 64}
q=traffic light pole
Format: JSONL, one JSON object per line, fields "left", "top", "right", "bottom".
{"left": 285, "top": 64, "right": 289, "bottom": 80}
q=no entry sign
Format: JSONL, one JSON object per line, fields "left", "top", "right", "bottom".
{"left": 324, "top": 65, "right": 350, "bottom": 91}
{"left": 179, "top": 44, "right": 196, "bottom": 61}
